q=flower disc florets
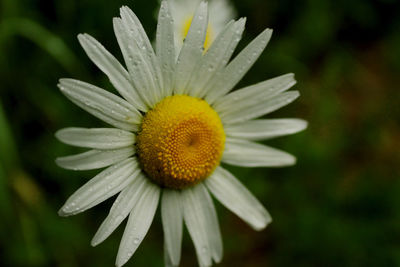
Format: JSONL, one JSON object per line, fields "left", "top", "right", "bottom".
{"left": 137, "top": 95, "right": 225, "bottom": 189}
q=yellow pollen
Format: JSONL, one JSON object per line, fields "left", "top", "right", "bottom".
{"left": 182, "top": 16, "right": 214, "bottom": 50}
{"left": 136, "top": 95, "right": 225, "bottom": 189}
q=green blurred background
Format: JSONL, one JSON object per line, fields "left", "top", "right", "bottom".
{"left": 1, "top": 0, "right": 400, "bottom": 266}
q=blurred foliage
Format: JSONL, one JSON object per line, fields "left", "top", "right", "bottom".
{"left": 1, "top": 0, "right": 400, "bottom": 266}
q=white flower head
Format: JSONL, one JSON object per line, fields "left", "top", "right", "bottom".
{"left": 56, "top": 1, "right": 307, "bottom": 267}
{"left": 168, "top": 0, "right": 236, "bottom": 51}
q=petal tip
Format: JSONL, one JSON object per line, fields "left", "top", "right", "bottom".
{"left": 288, "top": 156, "right": 297, "bottom": 165}
{"left": 239, "top": 17, "right": 247, "bottom": 26}
{"left": 120, "top": 5, "right": 129, "bottom": 12}
{"left": 54, "top": 129, "right": 62, "bottom": 140}
{"left": 58, "top": 206, "right": 69, "bottom": 217}
{"left": 55, "top": 158, "right": 66, "bottom": 168}
{"left": 302, "top": 120, "right": 309, "bottom": 130}
{"left": 253, "top": 215, "right": 272, "bottom": 231}
{"left": 55, "top": 158, "right": 62, "bottom": 167}
{"left": 77, "top": 33, "right": 85, "bottom": 40}
{"left": 90, "top": 237, "right": 100, "bottom": 247}
{"left": 115, "top": 256, "right": 129, "bottom": 267}
{"left": 262, "top": 28, "right": 273, "bottom": 40}
{"left": 113, "top": 17, "right": 122, "bottom": 26}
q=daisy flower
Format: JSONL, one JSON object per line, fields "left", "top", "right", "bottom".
{"left": 56, "top": 1, "right": 307, "bottom": 267}
{"left": 167, "top": 0, "right": 236, "bottom": 51}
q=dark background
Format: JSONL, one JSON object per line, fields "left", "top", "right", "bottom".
{"left": 1, "top": 0, "right": 400, "bottom": 266}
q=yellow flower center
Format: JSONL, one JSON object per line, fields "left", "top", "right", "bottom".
{"left": 182, "top": 16, "right": 214, "bottom": 50}
{"left": 137, "top": 95, "right": 225, "bottom": 189}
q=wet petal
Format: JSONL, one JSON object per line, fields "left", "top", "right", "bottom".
{"left": 182, "top": 183, "right": 223, "bottom": 266}
{"left": 220, "top": 91, "right": 300, "bottom": 125}
{"left": 213, "top": 73, "right": 296, "bottom": 113}
{"left": 222, "top": 138, "right": 296, "bottom": 167}
{"left": 174, "top": 1, "right": 208, "bottom": 95}
{"left": 77, "top": 33, "right": 146, "bottom": 111}
{"left": 188, "top": 18, "right": 246, "bottom": 98}
{"left": 91, "top": 174, "right": 148, "bottom": 246}
{"left": 205, "top": 166, "right": 271, "bottom": 230}
{"left": 59, "top": 158, "right": 139, "bottom": 216}
{"left": 116, "top": 181, "right": 160, "bottom": 267}
{"left": 162, "top": 189, "right": 183, "bottom": 266}
{"left": 55, "top": 127, "right": 135, "bottom": 149}
{"left": 58, "top": 79, "right": 141, "bottom": 131}
{"left": 56, "top": 147, "right": 135, "bottom": 170}
{"left": 205, "top": 28, "right": 273, "bottom": 104}
{"left": 156, "top": 1, "right": 176, "bottom": 98}
{"left": 225, "top": 119, "right": 308, "bottom": 140}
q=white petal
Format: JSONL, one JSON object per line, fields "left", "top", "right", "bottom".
{"left": 205, "top": 166, "right": 272, "bottom": 230}
{"left": 225, "top": 119, "right": 308, "bottom": 140}
{"left": 116, "top": 181, "right": 160, "bottom": 267}
{"left": 56, "top": 147, "right": 135, "bottom": 170}
{"left": 164, "top": 241, "right": 177, "bottom": 267}
{"left": 55, "top": 127, "right": 135, "bottom": 149}
{"left": 205, "top": 29, "right": 273, "bottom": 104}
{"left": 112, "top": 18, "right": 154, "bottom": 108}
{"left": 187, "top": 18, "right": 246, "bottom": 98}
{"left": 222, "top": 138, "right": 296, "bottom": 167}
{"left": 115, "top": 6, "right": 164, "bottom": 107}
{"left": 77, "top": 33, "right": 147, "bottom": 111}
{"left": 58, "top": 79, "right": 141, "bottom": 131}
{"left": 220, "top": 91, "right": 300, "bottom": 125}
{"left": 213, "top": 73, "right": 296, "bottom": 113}
{"left": 208, "top": 0, "right": 237, "bottom": 33}
{"left": 161, "top": 189, "right": 183, "bottom": 266}
{"left": 173, "top": 1, "right": 208, "bottom": 95}
{"left": 120, "top": 6, "right": 163, "bottom": 88}
{"left": 58, "top": 158, "right": 139, "bottom": 217}
{"left": 91, "top": 174, "right": 148, "bottom": 246}
{"left": 182, "top": 183, "right": 223, "bottom": 266}
{"left": 156, "top": 1, "right": 176, "bottom": 98}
